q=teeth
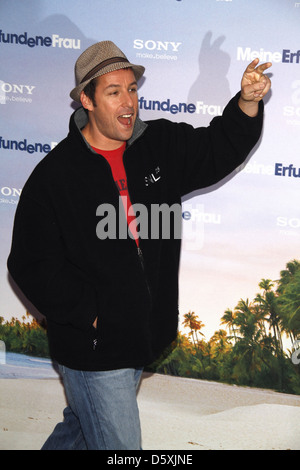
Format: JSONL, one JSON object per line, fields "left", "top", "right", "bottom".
{"left": 120, "top": 114, "right": 131, "bottom": 118}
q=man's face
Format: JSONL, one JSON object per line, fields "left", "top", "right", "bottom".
{"left": 81, "top": 68, "right": 139, "bottom": 150}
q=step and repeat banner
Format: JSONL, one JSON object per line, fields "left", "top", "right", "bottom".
{"left": 1, "top": 0, "right": 299, "bottom": 346}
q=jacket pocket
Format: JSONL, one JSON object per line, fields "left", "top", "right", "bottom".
{"left": 90, "top": 319, "right": 99, "bottom": 351}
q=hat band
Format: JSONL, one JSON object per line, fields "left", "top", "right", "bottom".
{"left": 80, "top": 57, "right": 130, "bottom": 84}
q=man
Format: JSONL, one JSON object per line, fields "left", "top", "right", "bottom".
{"left": 7, "top": 40, "right": 271, "bottom": 450}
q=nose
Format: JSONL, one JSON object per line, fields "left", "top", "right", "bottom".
{"left": 122, "top": 90, "right": 135, "bottom": 109}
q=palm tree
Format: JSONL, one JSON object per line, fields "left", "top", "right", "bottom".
{"left": 276, "top": 260, "right": 300, "bottom": 294}
{"left": 252, "top": 300, "right": 268, "bottom": 337}
{"left": 233, "top": 299, "right": 256, "bottom": 340}
{"left": 255, "top": 283, "right": 283, "bottom": 351}
{"left": 220, "top": 308, "right": 237, "bottom": 342}
{"left": 210, "top": 329, "right": 231, "bottom": 360}
{"left": 230, "top": 298, "right": 277, "bottom": 386}
{"left": 278, "top": 269, "right": 300, "bottom": 341}
{"left": 259, "top": 278, "right": 274, "bottom": 293}
{"left": 182, "top": 311, "right": 205, "bottom": 348}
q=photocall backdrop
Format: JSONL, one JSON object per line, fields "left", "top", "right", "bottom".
{"left": 1, "top": 0, "right": 300, "bottom": 349}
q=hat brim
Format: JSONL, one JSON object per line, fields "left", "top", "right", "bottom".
{"left": 70, "top": 62, "right": 145, "bottom": 103}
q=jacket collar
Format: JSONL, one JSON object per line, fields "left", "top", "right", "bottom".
{"left": 73, "top": 106, "right": 147, "bottom": 151}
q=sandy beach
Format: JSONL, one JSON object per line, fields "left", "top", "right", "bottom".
{"left": 1, "top": 371, "right": 300, "bottom": 450}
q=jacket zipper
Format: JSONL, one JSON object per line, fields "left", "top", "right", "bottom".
{"left": 92, "top": 157, "right": 116, "bottom": 351}
{"left": 122, "top": 149, "right": 152, "bottom": 297}
{"left": 137, "top": 245, "right": 151, "bottom": 297}
{"left": 91, "top": 148, "right": 152, "bottom": 350}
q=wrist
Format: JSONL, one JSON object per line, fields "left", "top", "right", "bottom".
{"left": 238, "top": 96, "right": 259, "bottom": 117}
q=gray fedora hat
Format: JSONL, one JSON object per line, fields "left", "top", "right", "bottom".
{"left": 70, "top": 40, "right": 145, "bottom": 102}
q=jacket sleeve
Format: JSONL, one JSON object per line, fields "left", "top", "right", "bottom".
{"left": 7, "top": 192, "right": 98, "bottom": 331}
{"left": 176, "top": 92, "right": 264, "bottom": 196}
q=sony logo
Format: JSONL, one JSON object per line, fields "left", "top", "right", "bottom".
{"left": 0, "top": 81, "right": 35, "bottom": 95}
{"left": 0, "top": 186, "right": 22, "bottom": 197}
{"left": 133, "top": 39, "right": 182, "bottom": 52}
{"left": 277, "top": 217, "right": 300, "bottom": 229}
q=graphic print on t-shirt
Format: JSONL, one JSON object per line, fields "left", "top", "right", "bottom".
{"left": 92, "top": 143, "right": 139, "bottom": 244}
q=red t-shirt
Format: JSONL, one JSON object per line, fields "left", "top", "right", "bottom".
{"left": 92, "top": 143, "right": 139, "bottom": 245}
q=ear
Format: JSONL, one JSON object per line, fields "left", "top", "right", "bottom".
{"left": 80, "top": 91, "right": 94, "bottom": 111}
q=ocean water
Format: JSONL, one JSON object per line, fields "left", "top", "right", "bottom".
{"left": 0, "top": 352, "right": 59, "bottom": 379}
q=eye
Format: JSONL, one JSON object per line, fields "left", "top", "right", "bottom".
{"left": 129, "top": 87, "right": 137, "bottom": 94}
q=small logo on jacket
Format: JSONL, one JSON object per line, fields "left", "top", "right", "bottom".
{"left": 144, "top": 166, "right": 161, "bottom": 186}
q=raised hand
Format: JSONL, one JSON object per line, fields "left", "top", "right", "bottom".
{"left": 241, "top": 58, "right": 272, "bottom": 102}
{"left": 238, "top": 58, "right": 272, "bottom": 116}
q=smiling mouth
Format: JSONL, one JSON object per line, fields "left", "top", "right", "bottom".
{"left": 118, "top": 113, "right": 134, "bottom": 127}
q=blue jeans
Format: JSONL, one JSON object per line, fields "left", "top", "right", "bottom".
{"left": 41, "top": 365, "right": 143, "bottom": 450}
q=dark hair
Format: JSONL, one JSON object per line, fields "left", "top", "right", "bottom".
{"left": 83, "top": 77, "right": 97, "bottom": 107}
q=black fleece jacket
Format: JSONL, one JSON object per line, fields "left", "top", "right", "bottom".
{"left": 7, "top": 93, "right": 263, "bottom": 370}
